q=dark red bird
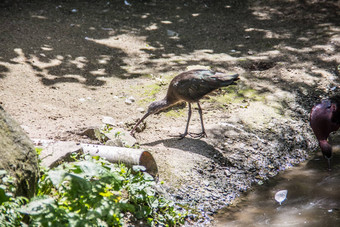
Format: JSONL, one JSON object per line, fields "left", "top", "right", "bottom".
{"left": 130, "top": 69, "right": 239, "bottom": 138}
{"left": 310, "top": 96, "right": 340, "bottom": 169}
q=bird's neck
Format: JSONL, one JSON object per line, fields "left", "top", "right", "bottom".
{"left": 319, "top": 140, "right": 332, "bottom": 158}
{"left": 155, "top": 99, "right": 173, "bottom": 111}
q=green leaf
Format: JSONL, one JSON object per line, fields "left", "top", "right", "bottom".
{"left": 0, "top": 186, "right": 8, "bottom": 204}
{"left": 71, "top": 161, "right": 107, "bottom": 177}
{"left": 19, "top": 197, "right": 55, "bottom": 215}
{"left": 48, "top": 170, "right": 67, "bottom": 188}
{"left": 35, "top": 147, "right": 43, "bottom": 155}
{"left": 132, "top": 165, "right": 146, "bottom": 172}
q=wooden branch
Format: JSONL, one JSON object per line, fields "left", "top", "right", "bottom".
{"left": 81, "top": 144, "right": 158, "bottom": 177}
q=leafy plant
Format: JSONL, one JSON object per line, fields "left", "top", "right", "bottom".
{"left": 0, "top": 170, "right": 28, "bottom": 226}
{"left": 20, "top": 155, "right": 186, "bottom": 226}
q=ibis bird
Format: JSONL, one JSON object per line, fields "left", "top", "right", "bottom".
{"left": 130, "top": 69, "right": 239, "bottom": 139}
{"left": 310, "top": 96, "right": 340, "bottom": 169}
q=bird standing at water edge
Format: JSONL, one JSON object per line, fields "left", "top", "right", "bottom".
{"left": 130, "top": 69, "right": 239, "bottom": 139}
{"left": 310, "top": 96, "right": 340, "bottom": 169}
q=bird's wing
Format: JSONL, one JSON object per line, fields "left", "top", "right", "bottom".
{"left": 173, "top": 72, "right": 221, "bottom": 101}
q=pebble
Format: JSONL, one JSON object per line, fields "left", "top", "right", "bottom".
{"left": 167, "top": 29, "right": 179, "bottom": 37}
{"left": 137, "top": 107, "right": 145, "bottom": 113}
{"left": 125, "top": 99, "right": 133, "bottom": 105}
{"left": 128, "top": 96, "right": 135, "bottom": 102}
{"left": 101, "top": 116, "right": 115, "bottom": 126}
{"left": 125, "top": 96, "right": 135, "bottom": 105}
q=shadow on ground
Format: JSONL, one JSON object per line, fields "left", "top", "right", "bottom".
{"left": 142, "top": 137, "right": 232, "bottom": 166}
{"left": 0, "top": 0, "right": 339, "bottom": 96}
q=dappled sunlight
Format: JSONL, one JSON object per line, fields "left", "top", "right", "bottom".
{"left": 1, "top": 0, "right": 339, "bottom": 90}
{"left": 29, "top": 55, "right": 63, "bottom": 69}
{"left": 87, "top": 34, "right": 157, "bottom": 75}
{"left": 1, "top": 0, "right": 339, "bottom": 126}
{"left": 2, "top": 2, "right": 340, "bottom": 223}
{"left": 245, "top": 28, "right": 292, "bottom": 39}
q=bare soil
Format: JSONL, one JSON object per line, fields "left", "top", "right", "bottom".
{"left": 1, "top": 0, "right": 340, "bottom": 224}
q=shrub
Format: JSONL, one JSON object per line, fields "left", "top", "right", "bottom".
{"left": 18, "top": 155, "right": 186, "bottom": 226}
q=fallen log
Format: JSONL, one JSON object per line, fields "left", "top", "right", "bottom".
{"left": 81, "top": 144, "right": 158, "bottom": 177}
{"left": 34, "top": 140, "right": 158, "bottom": 177}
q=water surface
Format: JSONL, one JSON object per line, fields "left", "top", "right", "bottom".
{"left": 215, "top": 153, "right": 340, "bottom": 227}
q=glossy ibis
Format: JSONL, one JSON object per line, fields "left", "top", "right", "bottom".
{"left": 130, "top": 69, "right": 239, "bottom": 139}
{"left": 310, "top": 96, "right": 340, "bottom": 169}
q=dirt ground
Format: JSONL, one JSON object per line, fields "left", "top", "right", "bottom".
{"left": 1, "top": 0, "right": 340, "bottom": 224}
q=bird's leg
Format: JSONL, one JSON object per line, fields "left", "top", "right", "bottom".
{"left": 178, "top": 102, "right": 192, "bottom": 139}
{"left": 325, "top": 156, "right": 332, "bottom": 171}
{"left": 189, "top": 102, "right": 207, "bottom": 138}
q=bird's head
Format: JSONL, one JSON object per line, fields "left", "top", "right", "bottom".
{"left": 130, "top": 99, "right": 169, "bottom": 136}
{"left": 330, "top": 102, "right": 340, "bottom": 123}
{"left": 147, "top": 99, "right": 169, "bottom": 115}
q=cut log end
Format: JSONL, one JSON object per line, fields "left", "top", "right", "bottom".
{"left": 139, "top": 151, "right": 158, "bottom": 177}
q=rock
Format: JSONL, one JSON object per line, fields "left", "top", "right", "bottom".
{"left": 137, "top": 107, "right": 145, "bottom": 113}
{"left": 106, "top": 138, "right": 123, "bottom": 147}
{"left": 167, "top": 29, "right": 179, "bottom": 37}
{"left": 116, "top": 121, "right": 125, "bottom": 128}
{"left": 103, "top": 128, "right": 137, "bottom": 147}
{"left": 38, "top": 141, "right": 82, "bottom": 168}
{"left": 127, "top": 96, "right": 135, "bottom": 102}
{"left": 134, "top": 122, "right": 146, "bottom": 133}
{"left": 0, "top": 105, "right": 39, "bottom": 199}
{"left": 102, "top": 116, "right": 116, "bottom": 126}
{"left": 125, "top": 99, "right": 133, "bottom": 105}
{"left": 125, "top": 96, "right": 135, "bottom": 105}
{"left": 76, "top": 127, "right": 100, "bottom": 140}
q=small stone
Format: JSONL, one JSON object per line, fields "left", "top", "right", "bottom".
{"left": 224, "top": 170, "right": 231, "bottom": 176}
{"left": 128, "top": 96, "right": 135, "bottom": 102}
{"left": 167, "top": 29, "right": 179, "bottom": 37}
{"left": 137, "top": 107, "right": 145, "bottom": 113}
{"left": 124, "top": 0, "right": 131, "bottom": 6}
{"left": 125, "top": 99, "right": 133, "bottom": 105}
{"left": 76, "top": 127, "right": 99, "bottom": 140}
{"left": 103, "top": 128, "right": 137, "bottom": 147}
{"left": 106, "top": 138, "right": 123, "bottom": 147}
{"left": 203, "top": 180, "right": 210, "bottom": 186}
{"left": 102, "top": 116, "right": 115, "bottom": 126}
{"left": 117, "top": 121, "right": 125, "bottom": 128}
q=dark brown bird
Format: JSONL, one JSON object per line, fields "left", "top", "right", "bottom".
{"left": 310, "top": 96, "right": 340, "bottom": 169}
{"left": 130, "top": 69, "right": 239, "bottom": 138}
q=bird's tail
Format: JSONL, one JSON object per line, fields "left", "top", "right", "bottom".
{"left": 212, "top": 73, "right": 239, "bottom": 86}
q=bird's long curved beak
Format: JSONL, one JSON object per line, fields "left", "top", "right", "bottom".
{"left": 130, "top": 112, "right": 151, "bottom": 136}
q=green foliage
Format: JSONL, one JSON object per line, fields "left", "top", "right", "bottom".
{"left": 19, "top": 155, "right": 186, "bottom": 226}
{"left": 35, "top": 147, "right": 43, "bottom": 156}
{"left": 0, "top": 170, "right": 28, "bottom": 226}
